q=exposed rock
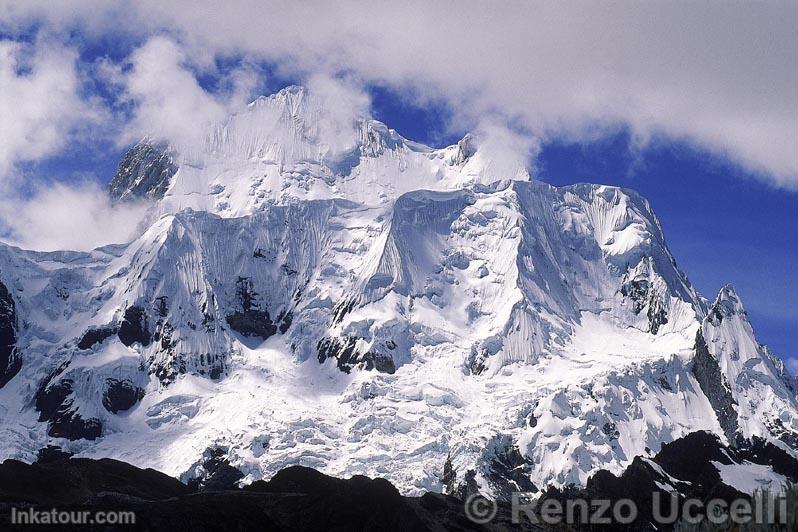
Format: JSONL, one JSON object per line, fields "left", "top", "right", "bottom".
{"left": 35, "top": 446, "right": 73, "bottom": 464}
{"left": 442, "top": 454, "right": 457, "bottom": 494}
{"left": 225, "top": 310, "right": 277, "bottom": 339}
{"left": 317, "top": 336, "right": 359, "bottom": 372}
{"left": 186, "top": 448, "right": 244, "bottom": 493}
{"left": 451, "top": 469, "right": 480, "bottom": 501}
{"left": 646, "top": 292, "right": 668, "bottom": 334}
{"left": 317, "top": 336, "right": 396, "bottom": 374}
{"left": 482, "top": 436, "right": 538, "bottom": 501}
{"left": 602, "top": 421, "right": 620, "bottom": 440}
{"left": 35, "top": 366, "right": 102, "bottom": 440}
{"left": 0, "top": 457, "right": 189, "bottom": 506}
{"left": 620, "top": 279, "right": 650, "bottom": 313}
{"left": 118, "top": 305, "right": 151, "bottom": 347}
{"left": 102, "top": 378, "right": 145, "bottom": 414}
{"left": 691, "top": 330, "right": 739, "bottom": 445}
{"left": 154, "top": 295, "right": 169, "bottom": 318}
{"left": 77, "top": 325, "right": 117, "bottom": 350}
{"left": 542, "top": 431, "right": 798, "bottom": 530}
{"left": 0, "top": 279, "right": 20, "bottom": 388}
{"left": 244, "top": 465, "right": 430, "bottom": 530}
{"left": 620, "top": 278, "right": 668, "bottom": 334}
{"left": 108, "top": 139, "right": 177, "bottom": 201}
{"left": 225, "top": 277, "right": 278, "bottom": 339}
{"left": 277, "top": 310, "right": 293, "bottom": 334}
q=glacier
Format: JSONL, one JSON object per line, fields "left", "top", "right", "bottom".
{"left": 0, "top": 85, "right": 795, "bottom": 498}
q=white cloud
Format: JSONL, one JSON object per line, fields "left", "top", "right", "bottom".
{"left": 0, "top": 38, "right": 101, "bottom": 183}
{"left": 470, "top": 120, "right": 539, "bottom": 183}
{"left": 787, "top": 357, "right": 798, "bottom": 376}
{"left": 115, "top": 36, "right": 256, "bottom": 154}
{"left": 0, "top": 181, "right": 150, "bottom": 251}
{"left": 305, "top": 73, "right": 371, "bottom": 155}
{"left": 8, "top": 1, "right": 797, "bottom": 186}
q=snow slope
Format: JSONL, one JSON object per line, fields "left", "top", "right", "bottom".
{"left": 0, "top": 86, "right": 795, "bottom": 498}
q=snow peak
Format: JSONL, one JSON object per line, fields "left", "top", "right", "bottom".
{"left": 11, "top": 507, "right": 136, "bottom": 526}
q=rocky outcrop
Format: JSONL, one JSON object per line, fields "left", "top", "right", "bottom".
{"left": 102, "top": 378, "right": 145, "bottom": 414}
{"left": 691, "top": 330, "right": 739, "bottom": 444}
{"left": 185, "top": 448, "right": 245, "bottom": 493}
{"left": 0, "top": 279, "right": 20, "bottom": 388}
{"left": 0, "top": 456, "right": 189, "bottom": 506}
{"left": 317, "top": 336, "right": 396, "bottom": 374}
{"left": 482, "top": 436, "right": 538, "bottom": 501}
{"left": 543, "top": 431, "right": 798, "bottom": 530}
{"left": 35, "top": 365, "right": 102, "bottom": 440}
{"left": 118, "top": 305, "right": 151, "bottom": 347}
{"left": 77, "top": 325, "right": 117, "bottom": 350}
{"left": 108, "top": 139, "right": 177, "bottom": 201}
{"left": 620, "top": 276, "right": 669, "bottom": 334}
{"left": 225, "top": 309, "right": 277, "bottom": 339}
{"left": 225, "top": 277, "right": 278, "bottom": 339}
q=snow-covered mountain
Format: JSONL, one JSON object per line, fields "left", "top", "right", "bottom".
{"left": 0, "top": 86, "right": 795, "bottom": 498}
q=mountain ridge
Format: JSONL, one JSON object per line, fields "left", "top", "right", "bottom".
{"left": 0, "top": 85, "right": 794, "bottom": 500}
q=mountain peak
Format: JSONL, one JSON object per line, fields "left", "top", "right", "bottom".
{"left": 247, "top": 84, "right": 309, "bottom": 109}
{"left": 708, "top": 284, "right": 747, "bottom": 325}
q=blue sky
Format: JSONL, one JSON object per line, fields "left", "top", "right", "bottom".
{"left": 1, "top": 4, "right": 795, "bottom": 362}
{"left": 535, "top": 134, "right": 798, "bottom": 360}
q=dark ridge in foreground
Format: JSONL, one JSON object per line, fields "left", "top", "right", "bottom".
{"left": 0, "top": 456, "right": 539, "bottom": 532}
{"left": 1, "top": 431, "right": 796, "bottom": 531}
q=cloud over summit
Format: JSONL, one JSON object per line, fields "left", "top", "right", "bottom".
{"left": 1, "top": 1, "right": 798, "bottom": 189}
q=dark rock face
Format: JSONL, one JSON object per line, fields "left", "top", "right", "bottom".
{"left": 186, "top": 448, "right": 244, "bottom": 493}
{"left": 332, "top": 298, "right": 356, "bottom": 324}
{"left": 317, "top": 336, "right": 396, "bottom": 374}
{"left": 77, "top": 325, "right": 117, "bottom": 350}
{"left": 225, "top": 309, "right": 277, "bottom": 338}
{"left": 225, "top": 277, "right": 278, "bottom": 339}
{"left": 317, "top": 336, "right": 358, "bottom": 371}
{"left": 0, "top": 279, "right": 20, "bottom": 388}
{"left": 118, "top": 305, "right": 151, "bottom": 347}
{"left": 277, "top": 310, "right": 293, "bottom": 334}
{"left": 108, "top": 140, "right": 177, "bottom": 201}
{"left": 35, "top": 366, "right": 102, "bottom": 441}
{"left": 482, "top": 437, "right": 538, "bottom": 501}
{"left": 102, "top": 378, "right": 145, "bottom": 414}
{"left": 691, "top": 330, "right": 739, "bottom": 444}
{"left": 35, "top": 446, "right": 73, "bottom": 464}
{"left": 602, "top": 421, "right": 620, "bottom": 440}
{"left": 620, "top": 278, "right": 668, "bottom": 334}
{"left": 46, "top": 410, "right": 102, "bottom": 440}
{"left": 442, "top": 455, "right": 457, "bottom": 494}
{"left": 621, "top": 279, "right": 650, "bottom": 313}
{"left": 451, "top": 469, "right": 480, "bottom": 501}
{"left": 646, "top": 293, "right": 668, "bottom": 334}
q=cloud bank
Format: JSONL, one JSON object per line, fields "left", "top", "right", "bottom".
{"left": 113, "top": 36, "right": 257, "bottom": 154}
{"left": 0, "top": 181, "right": 149, "bottom": 252}
{"left": 3, "top": 1, "right": 798, "bottom": 187}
